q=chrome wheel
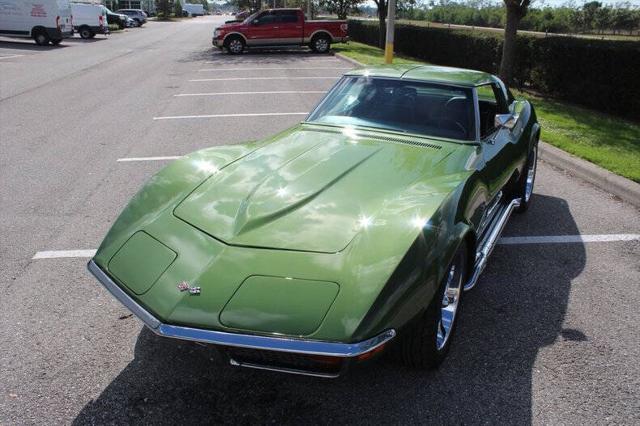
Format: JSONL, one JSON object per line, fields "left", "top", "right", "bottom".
{"left": 314, "top": 37, "right": 329, "bottom": 53}
{"left": 227, "top": 38, "right": 243, "bottom": 54}
{"left": 436, "top": 259, "right": 463, "bottom": 351}
{"left": 524, "top": 145, "right": 537, "bottom": 203}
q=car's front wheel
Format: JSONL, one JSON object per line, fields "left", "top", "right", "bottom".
{"left": 392, "top": 243, "right": 467, "bottom": 369}
{"left": 224, "top": 36, "right": 245, "bottom": 55}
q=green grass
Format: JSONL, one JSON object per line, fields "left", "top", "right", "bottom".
{"left": 517, "top": 91, "right": 640, "bottom": 182}
{"left": 333, "top": 41, "right": 422, "bottom": 66}
{"left": 334, "top": 42, "right": 640, "bottom": 182}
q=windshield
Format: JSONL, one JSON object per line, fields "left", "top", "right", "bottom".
{"left": 243, "top": 11, "right": 261, "bottom": 24}
{"left": 307, "top": 76, "right": 476, "bottom": 141}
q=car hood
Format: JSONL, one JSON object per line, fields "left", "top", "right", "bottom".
{"left": 174, "top": 125, "right": 464, "bottom": 253}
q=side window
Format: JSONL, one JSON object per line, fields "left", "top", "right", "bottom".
{"left": 276, "top": 10, "right": 298, "bottom": 24}
{"left": 253, "top": 12, "right": 276, "bottom": 25}
{"left": 477, "top": 84, "right": 508, "bottom": 138}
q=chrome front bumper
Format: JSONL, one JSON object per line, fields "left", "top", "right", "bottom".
{"left": 88, "top": 260, "right": 395, "bottom": 361}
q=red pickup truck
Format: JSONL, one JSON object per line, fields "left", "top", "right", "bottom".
{"left": 212, "top": 8, "right": 348, "bottom": 54}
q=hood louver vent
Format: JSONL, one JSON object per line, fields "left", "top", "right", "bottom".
{"left": 304, "top": 126, "right": 442, "bottom": 150}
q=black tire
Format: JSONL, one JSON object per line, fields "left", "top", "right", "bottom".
{"left": 79, "top": 27, "right": 93, "bottom": 39}
{"left": 33, "top": 30, "right": 50, "bottom": 46}
{"left": 224, "top": 36, "right": 245, "bottom": 55}
{"left": 391, "top": 243, "right": 468, "bottom": 369}
{"left": 514, "top": 141, "right": 538, "bottom": 213}
{"left": 310, "top": 34, "right": 331, "bottom": 53}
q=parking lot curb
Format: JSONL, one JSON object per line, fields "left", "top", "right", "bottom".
{"left": 333, "top": 53, "right": 640, "bottom": 209}
{"left": 538, "top": 141, "right": 640, "bottom": 208}
{"left": 333, "top": 52, "right": 365, "bottom": 68}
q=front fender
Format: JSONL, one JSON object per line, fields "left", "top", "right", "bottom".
{"left": 94, "top": 144, "right": 258, "bottom": 268}
{"left": 351, "top": 178, "right": 474, "bottom": 341}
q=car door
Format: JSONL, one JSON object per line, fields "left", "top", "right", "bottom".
{"left": 244, "top": 10, "right": 278, "bottom": 46}
{"left": 273, "top": 9, "right": 303, "bottom": 44}
{"left": 476, "top": 83, "right": 521, "bottom": 228}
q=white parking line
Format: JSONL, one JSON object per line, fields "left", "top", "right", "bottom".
{"left": 197, "top": 67, "right": 351, "bottom": 72}
{"left": 175, "top": 90, "right": 326, "bottom": 97}
{"left": 0, "top": 54, "right": 24, "bottom": 60}
{"left": 189, "top": 77, "right": 339, "bottom": 82}
{"left": 153, "top": 112, "right": 308, "bottom": 120}
{"left": 32, "top": 234, "right": 640, "bottom": 260}
{"left": 32, "top": 250, "right": 96, "bottom": 259}
{"left": 498, "top": 234, "right": 640, "bottom": 245}
{"left": 117, "top": 156, "right": 182, "bottom": 162}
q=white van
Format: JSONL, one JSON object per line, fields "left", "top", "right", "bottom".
{"left": 183, "top": 3, "right": 204, "bottom": 17}
{"left": 71, "top": 3, "right": 108, "bottom": 39}
{"left": 0, "top": 0, "right": 73, "bottom": 45}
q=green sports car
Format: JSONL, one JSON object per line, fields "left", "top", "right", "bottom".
{"left": 89, "top": 65, "right": 540, "bottom": 377}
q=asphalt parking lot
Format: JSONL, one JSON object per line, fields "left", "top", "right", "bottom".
{"left": 1, "top": 15, "right": 639, "bottom": 425}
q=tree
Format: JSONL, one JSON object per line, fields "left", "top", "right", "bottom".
{"left": 594, "top": 6, "right": 611, "bottom": 34}
{"left": 200, "top": 0, "right": 210, "bottom": 12}
{"left": 319, "top": 0, "right": 363, "bottom": 20}
{"left": 582, "top": 1, "right": 602, "bottom": 32}
{"left": 157, "top": 0, "right": 171, "bottom": 18}
{"left": 174, "top": 0, "right": 183, "bottom": 17}
{"left": 499, "top": 0, "right": 531, "bottom": 84}
{"left": 372, "top": 0, "right": 388, "bottom": 48}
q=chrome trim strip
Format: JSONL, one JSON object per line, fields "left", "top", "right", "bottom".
{"left": 464, "top": 198, "right": 521, "bottom": 291}
{"left": 88, "top": 260, "right": 161, "bottom": 329}
{"left": 229, "top": 358, "right": 341, "bottom": 379}
{"left": 472, "top": 87, "right": 481, "bottom": 142}
{"left": 88, "top": 260, "right": 396, "bottom": 357}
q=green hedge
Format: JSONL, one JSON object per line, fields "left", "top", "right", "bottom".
{"left": 348, "top": 20, "right": 640, "bottom": 119}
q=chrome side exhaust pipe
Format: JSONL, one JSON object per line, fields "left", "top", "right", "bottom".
{"left": 464, "top": 198, "right": 521, "bottom": 292}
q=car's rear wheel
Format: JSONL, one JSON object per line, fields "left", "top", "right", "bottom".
{"left": 79, "top": 26, "right": 93, "bottom": 39}
{"left": 225, "top": 36, "right": 245, "bottom": 55}
{"left": 392, "top": 243, "right": 467, "bottom": 369}
{"left": 33, "top": 30, "right": 50, "bottom": 46}
{"left": 515, "top": 142, "right": 538, "bottom": 213}
{"left": 310, "top": 34, "right": 331, "bottom": 53}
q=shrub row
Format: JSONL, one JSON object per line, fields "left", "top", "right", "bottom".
{"left": 347, "top": 20, "right": 640, "bottom": 120}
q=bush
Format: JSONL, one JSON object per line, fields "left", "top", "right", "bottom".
{"left": 347, "top": 20, "right": 640, "bottom": 119}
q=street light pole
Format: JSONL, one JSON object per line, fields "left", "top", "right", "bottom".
{"left": 384, "top": 0, "right": 396, "bottom": 64}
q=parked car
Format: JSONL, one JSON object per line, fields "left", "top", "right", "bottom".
{"left": 124, "top": 16, "right": 137, "bottom": 27}
{"left": 0, "top": 0, "right": 73, "bottom": 45}
{"left": 88, "top": 65, "right": 540, "bottom": 378}
{"left": 116, "top": 9, "right": 147, "bottom": 26}
{"left": 71, "top": 3, "right": 108, "bottom": 39}
{"left": 105, "top": 8, "right": 127, "bottom": 29}
{"left": 213, "top": 8, "right": 348, "bottom": 54}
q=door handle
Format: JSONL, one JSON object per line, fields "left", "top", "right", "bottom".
{"left": 273, "top": 26, "right": 279, "bottom": 29}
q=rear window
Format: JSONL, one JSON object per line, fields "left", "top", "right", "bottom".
{"left": 307, "top": 76, "right": 476, "bottom": 141}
